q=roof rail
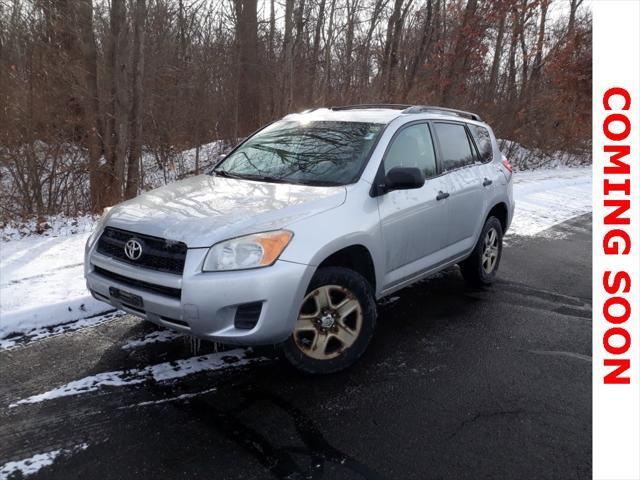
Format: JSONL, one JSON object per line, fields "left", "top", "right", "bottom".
{"left": 330, "top": 104, "right": 413, "bottom": 111}
{"left": 402, "top": 105, "right": 482, "bottom": 122}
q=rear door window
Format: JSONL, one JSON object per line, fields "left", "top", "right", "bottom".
{"left": 433, "top": 122, "right": 475, "bottom": 171}
{"left": 468, "top": 125, "right": 493, "bottom": 163}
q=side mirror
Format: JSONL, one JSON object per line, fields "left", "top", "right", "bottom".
{"left": 382, "top": 167, "right": 425, "bottom": 193}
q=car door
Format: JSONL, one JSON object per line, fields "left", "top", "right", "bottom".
{"left": 376, "top": 122, "right": 451, "bottom": 288}
{"left": 432, "top": 121, "right": 486, "bottom": 253}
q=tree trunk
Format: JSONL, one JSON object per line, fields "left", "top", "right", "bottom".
{"left": 441, "top": 0, "right": 478, "bottom": 105}
{"left": 506, "top": 9, "right": 518, "bottom": 103}
{"left": 322, "top": 0, "right": 337, "bottom": 103}
{"left": 403, "top": 0, "right": 433, "bottom": 101}
{"left": 529, "top": 0, "right": 549, "bottom": 93}
{"left": 342, "top": 0, "right": 358, "bottom": 100}
{"left": 518, "top": 0, "right": 529, "bottom": 100}
{"left": 293, "top": 0, "right": 307, "bottom": 106}
{"left": 235, "top": 0, "right": 260, "bottom": 136}
{"left": 125, "top": 0, "right": 146, "bottom": 199}
{"left": 77, "top": 0, "right": 104, "bottom": 210}
{"left": 487, "top": 4, "right": 507, "bottom": 101}
{"left": 306, "top": 0, "right": 326, "bottom": 104}
{"left": 105, "top": 0, "right": 129, "bottom": 205}
{"left": 567, "top": 0, "right": 582, "bottom": 38}
{"left": 281, "top": 0, "right": 295, "bottom": 111}
{"left": 358, "top": 0, "right": 386, "bottom": 97}
{"left": 268, "top": 0, "right": 277, "bottom": 114}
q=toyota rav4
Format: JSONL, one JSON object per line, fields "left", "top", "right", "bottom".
{"left": 85, "top": 105, "right": 515, "bottom": 373}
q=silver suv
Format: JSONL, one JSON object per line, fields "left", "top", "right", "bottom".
{"left": 85, "top": 105, "right": 514, "bottom": 373}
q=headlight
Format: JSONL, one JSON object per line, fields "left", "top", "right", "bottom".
{"left": 86, "top": 207, "right": 112, "bottom": 249}
{"left": 203, "top": 230, "right": 293, "bottom": 272}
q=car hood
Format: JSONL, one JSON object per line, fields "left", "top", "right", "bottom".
{"left": 104, "top": 175, "right": 347, "bottom": 248}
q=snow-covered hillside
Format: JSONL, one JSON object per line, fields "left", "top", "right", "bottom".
{"left": 0, "top": 166, "right": 592, "bottom": 347}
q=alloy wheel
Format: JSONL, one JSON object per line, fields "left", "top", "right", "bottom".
{"left": 293, "top": 285, "right": 363, "bottom": 360}
{"left": 481, "top": 227, "right": 499, "bottom": 274}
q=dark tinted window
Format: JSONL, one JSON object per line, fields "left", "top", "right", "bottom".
{"left": 215, "top": 120, "right": 382, "bottom": 186}
{"left": 469, "top": 125, "right": 493, "bottom": 162}
{"left": 433, "top": 122, "right": 475, "bottom": 171}
{"left": 384, "top": 124, "right": 437, "bottom": 178}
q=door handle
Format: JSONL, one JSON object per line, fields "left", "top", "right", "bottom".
{"left": 436, "top": 191, "right": 450, "bottom": 201}
{"left": 482, "top": 178, "right": 493, "bottom": 187}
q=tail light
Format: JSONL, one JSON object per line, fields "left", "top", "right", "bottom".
{"left": 502, "top": 157, "right": 513, "bottom": 173}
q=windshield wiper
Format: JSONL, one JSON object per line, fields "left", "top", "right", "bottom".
{"left": 242, "top": 174, "right": 289, "bottom": 184}
{"left": 214, "top": 170, "right": 343, "bottom": 187}
{"left": 213, "top": 170, "right": 245, "bottom": 179}
{"left": 213, "top": 170, "right": 285, "bottom": 183}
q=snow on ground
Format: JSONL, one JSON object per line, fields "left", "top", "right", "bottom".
{"left": 140, "top": 140, "right": 226, "bottom": 189}
{"left": 0, "top": 311, "right": 122, "bottom": 350}
{"left": 509, "top": 167, "right": 592, "bottom": 236}
{"left": 0, "top": 444, "right": 88, "bottom": 479}
{"left": 0, "top": 214, "right": 97, "bottom": 242}
{"left": 9, "top": 349, "right": 260, "bottom": 407}
{"left": 121, "top": 328, "right": 184, "bottom": 350}
{"left": 0, "top": 165, "right": 592, "bottom": 345}
{"left": 499, "top": 139, "right": 590, "bottom": 171}
{"left": 119, "top": 387, "right": 218, "bottom": 409}
{"left": 0, "top": 230, "right": 112, "bottom": 339}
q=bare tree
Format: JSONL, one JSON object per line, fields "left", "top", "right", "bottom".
{"left": 441, "top": 0, "right": 478, "bottom": 105}
{"left": 103, "top": 0, "right": 129, "bottom": 205}
{"left": 235, "top": 0, "right": 260, "bottom": 135}
{"left": 125, "top": 0, "right": 146, "bottom": 199}
{"left": 403, "top": 0, "right": 434, "bottom": 101}
{"left": 0, "top": 0, "right": 593, "bottom": 220}
{"left": 76, "top": 0, "right": 104, "bottom": 209}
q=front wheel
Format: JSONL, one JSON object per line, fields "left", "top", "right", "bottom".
{"left": 282, "top": 267, "right": 377, "bottom": 374}
{"left": 460, "top": 216, "right": 503, "bottom": 286}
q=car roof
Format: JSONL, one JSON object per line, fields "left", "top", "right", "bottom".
{"left": 283, "top": 107, "right": 403, "bottom": 124}
{"left": 282, "top": 105, "right": 485, "bottom": 126}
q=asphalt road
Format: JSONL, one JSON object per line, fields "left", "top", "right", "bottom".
{"left": 0, "top": 214, "right": 592, "bottom": 480}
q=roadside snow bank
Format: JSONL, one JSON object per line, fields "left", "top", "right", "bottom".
{"left": 0, "top": 311, "right": 121, "bottom": 350}
{"left": 499, "top": 140, "right": 590, "bottom": 171}
{"left": 10, "top": 348, "right": 259, "bottom": 407}
{"left": 0, "top": 444, "right": 88, "bottom": 479}
{"left": 0, "top": 231, "right": 111, "bottom": 339}
{"left": 0, "top": 214, "right": 96, "bottom": 242}
{"left": 509, "top": 166, "right": 591, "bottom": 236}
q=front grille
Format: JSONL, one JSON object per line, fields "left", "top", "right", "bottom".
{"left": 93, "top": 266, "right": 182, "bottom": 299}
{"left": 97, "top": 227, "right": 187, "bottom": 275}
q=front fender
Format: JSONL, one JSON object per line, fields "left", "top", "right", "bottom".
{"left": 279, "top": 182, "right": 385, "bottom": 296}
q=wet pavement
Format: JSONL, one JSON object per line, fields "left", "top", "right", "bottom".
{"left": 0, "top": 214, "right": 592, "bottom": 479}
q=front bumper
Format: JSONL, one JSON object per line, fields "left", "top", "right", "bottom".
{"left": 85, "top": 245, "right": 314, "bottom": 345}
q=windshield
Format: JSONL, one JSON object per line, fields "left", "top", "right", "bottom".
{"left": 214, "top": 120, "right": 383, "bottom": 186}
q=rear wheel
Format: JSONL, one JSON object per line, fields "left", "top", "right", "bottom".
{"left": 282, "top": 267, "right": 376, "bottom": 374}
{"left": 460, "top": 216, "right": 503, "bottom": 286}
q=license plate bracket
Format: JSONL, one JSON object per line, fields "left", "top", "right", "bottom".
{"left": 109, "top": 287, "right": 144, "bottom": 309}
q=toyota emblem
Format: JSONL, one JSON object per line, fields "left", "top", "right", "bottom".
{"left": 124, "top": 238, "right": 143, "bottom": 260}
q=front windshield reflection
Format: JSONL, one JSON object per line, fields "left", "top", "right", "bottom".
{"left": 215, "top": 121, "right": 382, "bottom": 186}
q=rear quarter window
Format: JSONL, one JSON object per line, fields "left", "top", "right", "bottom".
{"left": 468, "top": 125, "right": 493, "bottom": 163}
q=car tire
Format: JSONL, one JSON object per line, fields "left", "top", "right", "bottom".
{"left": 282, "top": 267, "right": 377, "bottom": 374}
{"left": 460, "top": 216, "right": 503, "bottom": 286}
